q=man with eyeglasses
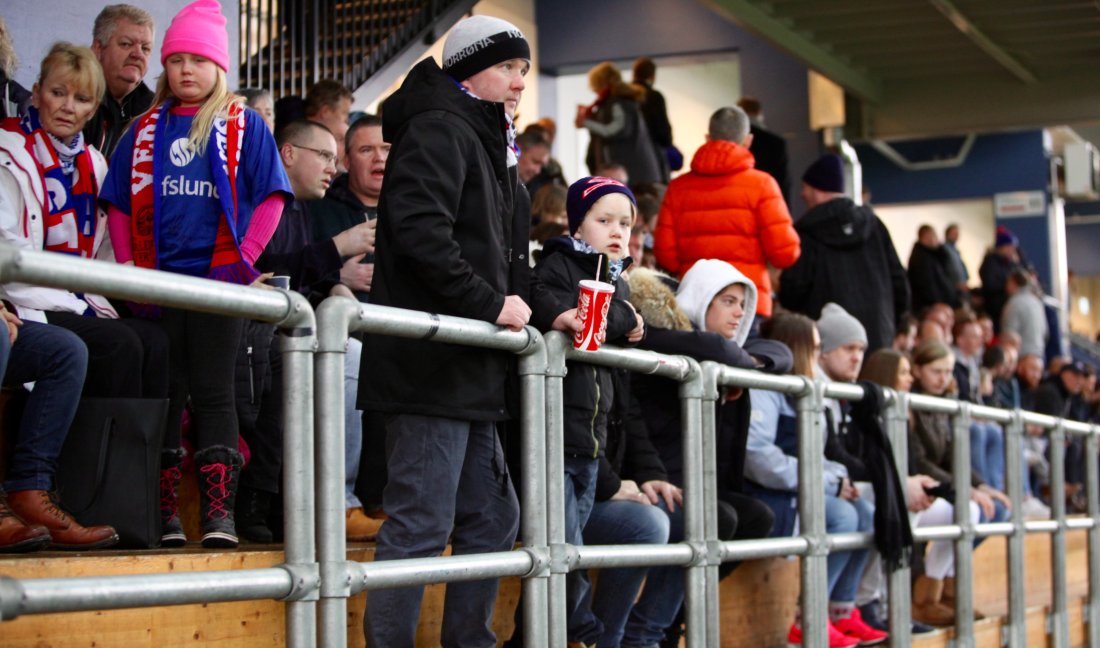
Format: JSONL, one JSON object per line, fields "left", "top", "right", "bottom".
{"left": 229, "top": 119, "right": 377, "bottom": 544}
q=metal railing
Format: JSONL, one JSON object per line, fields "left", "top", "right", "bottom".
{"left": 0, "top": 246, "right": 1097, "bottom": 648}
{"left": 238, "top": 0, "right": 476, "bottom": 101}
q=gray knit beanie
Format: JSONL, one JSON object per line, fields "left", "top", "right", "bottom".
{"left": 817, "top": 303, "right": 867, "bottom": 353}
{"left": 442, "top": 16, "right": 530, "bottom": 81}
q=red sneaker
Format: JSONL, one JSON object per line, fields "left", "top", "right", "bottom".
{"left": 833, "top": 608, "right": 889, "bottom": 646}
{"left": 786, "top": 620, "right": 861, "bottom": 647}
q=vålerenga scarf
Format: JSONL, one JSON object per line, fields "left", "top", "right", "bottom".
{"left": 7, "top": 106, "right": 98, "bottom": 259}
{"left": 130, "top": 101, "right": 257, "bottom": 284}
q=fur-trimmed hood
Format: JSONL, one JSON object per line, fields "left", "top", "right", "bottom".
{"left": 676, "top": 259, "right": 757, "bottom": 346}
{"left": 627, "top": 267, "right": 691, "bottom": 331}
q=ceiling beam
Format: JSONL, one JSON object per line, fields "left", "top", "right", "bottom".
{"left": 702, "top": 0, "right": 883, "bottom": 102}
{"left": 869, "top": 69, "right": 1100, "bottom": 140}
{"left": 928, "top": 0, "right": 1038, "bottom": 83}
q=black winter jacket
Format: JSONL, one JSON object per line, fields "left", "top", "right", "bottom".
{"left": 595, "top": 371, "right": 669, "bottom": 501}
{"left": 636, "top": 329, "right": 792, "bottom": 486}
{"left": 82, "top": 81, "right": 154, "bottom": 160}
{"left": 358, "top": 58, "right": 530, "bottom": 421}
{"left": 529, "top": 237, "right": 638, "bottom": 457}
{"left": 778, "top": 197, "right": 910, "bottom": 352}
{"left": 908, "top": 242, "right": 961, "bottom": 312}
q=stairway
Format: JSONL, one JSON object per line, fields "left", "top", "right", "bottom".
{"left": 239, "top": 0, "right": 477, "bottom": 101}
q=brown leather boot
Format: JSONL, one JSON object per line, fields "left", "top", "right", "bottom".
{"left": 6, "top": 490, "right": 119, "bottom": 550}
{"left": 943, "top": 576, "right": 985, "bottom": 620}
{"left": 0, "top": 493, "right": 50, "bottom": 553}
{"left": 912, "top": 575, "right": 956, "bottom": 627}
{"left": 346, "top": 507, "right": 383, "bottom": 542}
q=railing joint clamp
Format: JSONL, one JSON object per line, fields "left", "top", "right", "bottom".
{"left": 279, "top": 562, "right": 321, "bottom": 602}
{"left": 520, "top": 546, "right": 551, "bottom": 579}
{"left": 549, "top": 542, "right": 577, "bottom": 574}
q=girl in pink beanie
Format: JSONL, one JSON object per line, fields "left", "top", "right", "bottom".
{"left": 99, "top": 0, "right": 292, "bottom": 549}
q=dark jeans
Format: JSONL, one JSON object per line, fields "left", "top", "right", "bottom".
{"left": 620, "top": 492, "right": 771, "bottom": 647}
{"left": 44, "top": 311, "right": 168, "bottom": 399}
{"left": 159, "top": 308, "right": 243, "bottom": 451}
{"left": 0, "top": 321, "right": 88, "bottom": 491}
{"left": 364, "top": 414, "right": 519, "bottom": 648}
{"left": 238, "top": 323, "right": 283, "bottom": 494}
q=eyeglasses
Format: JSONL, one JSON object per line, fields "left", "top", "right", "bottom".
{"left": 290, "top": 144, "right": 337, "bottom": 165}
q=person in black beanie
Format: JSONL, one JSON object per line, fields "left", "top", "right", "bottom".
{"left": 778, "top": 153, "right": 910, "bottom": 352}
{"left": 358, "top": 14, "right": 533, "bottom": 647}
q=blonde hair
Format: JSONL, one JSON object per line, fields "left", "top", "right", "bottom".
{"left": 587, "top": 62, "right": 645, "bottom": 102}
{"left": 37, "top": 42, "right": 106, "bottom": 108}
{"left": 151, "top": 67, "right": 244, "bottom": 157}
{"left": 0, "top": 17, "right": 16, "bottom": 78}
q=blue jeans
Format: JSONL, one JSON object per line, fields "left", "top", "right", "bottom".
{"left": 344, "top": 338, "right": 362, "bottom": 508}
{"left": 970, "top": 421, "right": 1005, "bottom": 491}
{"left": 754, "top": 490, "right": 873, "bottom": 603}
{"left": 1, "top": 321, "right": 88, "bottom": 492}
{"left": 364, "top": 415, "right": 519, "bottom": 648}
{"left": 621, "top": 499, "right": 684, "bottom": 648}
{"left": 563, "top": 456, "right": 602, "bottom": 645}
{"left": 824, "top": 495, "right": 873, "bottom": 603}
{"left": 580, "top": 498, "right": 670, "bottom": 648}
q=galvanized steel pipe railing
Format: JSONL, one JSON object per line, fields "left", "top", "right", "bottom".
{"left": 314, "top": 299, "right": 542, "bottom": 648}
{"left": 1, "top": 242, "right": 1098, "bottom": 648}
{"left": 885, "top": 389, "right": 913, "bottom": 648}
{"left": 0, "top": 245, "right": 319, "bottom": 648}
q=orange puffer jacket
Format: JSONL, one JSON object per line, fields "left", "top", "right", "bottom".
{"left": 654, "top": 139, "right": 799, "bottom": 317}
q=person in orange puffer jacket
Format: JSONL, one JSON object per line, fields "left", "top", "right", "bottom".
{"left": 653, "top": 105, "right": 800, "bottom": 318}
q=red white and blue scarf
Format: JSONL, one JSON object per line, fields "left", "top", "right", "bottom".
{"left": 130, "top": 101, "right": 256, "bottom": 284}
{"left": 3, "top": 106, "right": 99, "bottom": 258}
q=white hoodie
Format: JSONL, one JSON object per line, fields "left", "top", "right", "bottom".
{"left": 675, "top": 258, "right": 758, "bottom": 345}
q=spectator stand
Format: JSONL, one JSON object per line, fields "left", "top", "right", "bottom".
{"left": 0, "top": 242, "right": 1098, "bottom": 647}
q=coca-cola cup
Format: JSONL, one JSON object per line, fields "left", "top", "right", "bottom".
{"left": 573, "top": 279, "right": 615, "bottom": 351}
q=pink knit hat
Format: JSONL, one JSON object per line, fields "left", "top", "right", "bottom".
{"left": 161, "top": 0, "right": 230, "bottom": 72}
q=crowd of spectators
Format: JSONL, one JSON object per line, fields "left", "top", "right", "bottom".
{"left": 1, "top": 5, "right": 1098, "bottom": 647}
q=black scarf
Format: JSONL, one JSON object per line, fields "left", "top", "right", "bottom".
{"left": 847, "top": 381, "right": 913, "bottom": 571}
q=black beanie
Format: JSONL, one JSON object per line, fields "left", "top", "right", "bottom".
{"left": 442, "top": 16, "right": 530, "bottom": 82}
{"left": 567, "top": 176, "right": 637, "bottom": 236}
{"left": 802, "top": 153, "right": 846, "bottom": 193}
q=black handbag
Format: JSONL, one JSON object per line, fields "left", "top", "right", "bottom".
{"left": 55, "top": 398, "right": 168, "bottom": 548}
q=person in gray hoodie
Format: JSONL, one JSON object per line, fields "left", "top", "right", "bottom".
{"left": 621, "top": 259, "right": 791, "bottom": 647}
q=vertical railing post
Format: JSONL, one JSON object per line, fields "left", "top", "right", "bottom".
{"left": 1004, "top": 411, "right": 1028, "bottom": 647}
{"left": 951, "top": 403, "right": 976, "bottom": 648}
{"left": 1086, "top": 424, "right": 1100, "bottom": 646}
{"left": 884, "top": 389, "right": 912, "bottom": 648}
{"left": 314, "top": 298, "right": 359, "bottom": 648}
{"left": 281, "top": 302, "right": 319, "bottom": 648}
{"left": 796, "top": 378, "right": 828, "bottom": 648}
{"left": 517, "top": 333, "right": 550, "bottom": 648}
{"left": 700, "top": 362, "right": 724, "bottom": 647}
{"left": 1049, "top": 420, "right": 1070, "bottom": 648}
{"left": 679, "top": 359, "right": 707, "bottom": 648}
{"left": 543, "top": 332, "right": 570, "bottom": 648}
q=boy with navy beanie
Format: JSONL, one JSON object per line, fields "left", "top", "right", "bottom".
{"left": 527, "top": 175, "right": 646, "bottom": 644}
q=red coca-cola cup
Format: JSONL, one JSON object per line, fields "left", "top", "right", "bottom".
{"left": 574, "top": 279, "right": 615, "bottom": 351}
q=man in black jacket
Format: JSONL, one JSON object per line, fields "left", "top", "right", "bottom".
{"left": 778, "top": 154, "right": 911, "bottom": 352}
{"left": 359, "top": 16, "right": 532, "bottom": 647}
{"left": 85, "top": 5, "right": 155, "bottom": 160}
{"left": 908, "top": 224, "right": 962, "bottom": 313}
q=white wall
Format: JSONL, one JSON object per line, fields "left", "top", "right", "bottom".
{"left": 6, "top": 1, "right": 239, "bottom": 91}
{"left": 875, "top": 198, "right": 995, "bottom": 287}
{"left": 548, "top": 54, "right": 740, "bottom": 183}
